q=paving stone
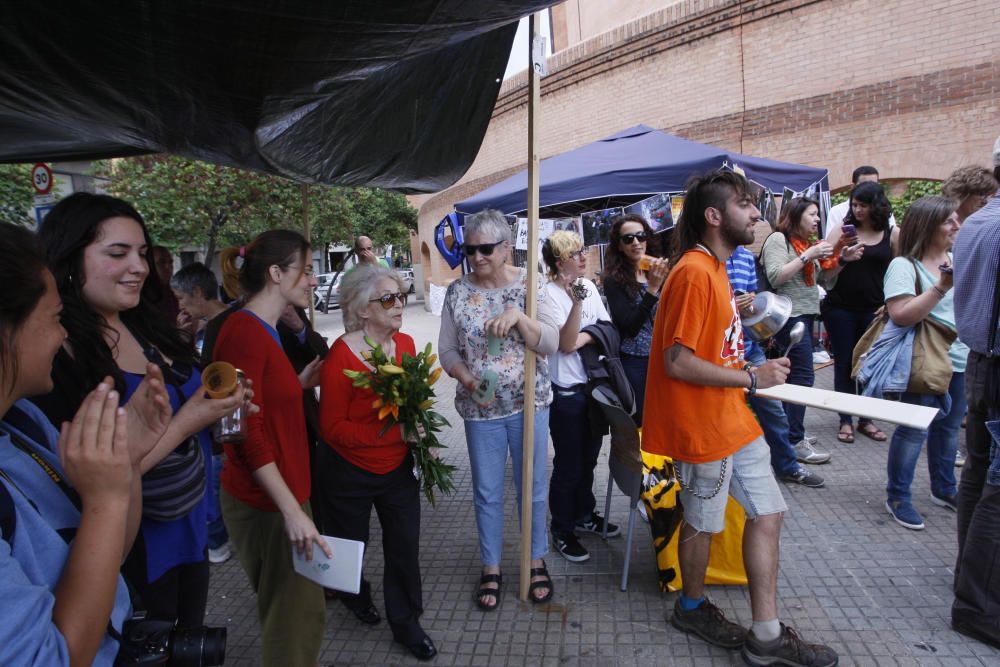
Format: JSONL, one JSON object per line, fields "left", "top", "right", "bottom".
{"left": 202, "top": 304, "right": 1000, "bottom": 666}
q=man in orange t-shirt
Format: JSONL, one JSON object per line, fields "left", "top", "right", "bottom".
{"left": 643, "top": 170, "right": 837, "bottom": 667}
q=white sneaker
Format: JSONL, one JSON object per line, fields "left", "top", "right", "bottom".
{"left": 803, "top": 432, "right": 819, "bottom": 445}
{"left": 955, "top": 451, "right": 966, "bottom": 468}
{"left": 208, "top": 542, "right": 233, "bottom": 564}
{"left": 793, "top": 440, "right": 831, "bottom": 464}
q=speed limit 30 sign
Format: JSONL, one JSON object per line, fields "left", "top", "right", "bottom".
{"left": 31, "top": 163, "right": 53, "bottom": 195}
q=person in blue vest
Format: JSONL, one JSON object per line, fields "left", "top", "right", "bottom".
{"left": 726, "top": 246, "right": 829, "bottom": 487}
{"left": 0, "top": 222, "right": 173, "bottom": 666}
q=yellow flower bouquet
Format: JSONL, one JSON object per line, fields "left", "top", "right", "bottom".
{"left": 343, "top": 337, "right": 456, "bottom": 506}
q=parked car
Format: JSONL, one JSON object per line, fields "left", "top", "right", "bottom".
{"left": 397, "top": 268, "right": 415, "bottom": 294}
{"left": 314, "top": 273, "right": 343, "bottom": 312}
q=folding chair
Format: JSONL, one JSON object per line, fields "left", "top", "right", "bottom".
{"left": 591, "top": 386, "right": 644, "bottom": 591}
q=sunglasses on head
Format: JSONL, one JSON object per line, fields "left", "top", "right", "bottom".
{"left": 620, "top": 232, "right": 648, "bottom": 245}
{"left": 369, "top": 292, "right": 407, "bottom": 309}
{"left": 462, "top": 240, "right": 505, "bottom": 257}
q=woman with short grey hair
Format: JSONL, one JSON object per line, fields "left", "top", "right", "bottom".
{"left": 438, "top": 208, "right": 559, "bottom": 610}
{"left": 317, "top": 262, "right": 437, "bottom": 661}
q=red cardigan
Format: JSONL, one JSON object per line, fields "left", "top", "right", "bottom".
{"left": 319, "top": 333, "right": 413, "bottom": 474}
{"left": 214, "top": 310, "right": 310, "bottom": 511}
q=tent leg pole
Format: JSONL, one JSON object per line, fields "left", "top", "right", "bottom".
{"left": 519, "top": 11, "right": 543, "bottom": 603}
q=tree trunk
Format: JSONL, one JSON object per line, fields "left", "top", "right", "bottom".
{"left": 203, "top": 210, "right": 228, "bottom": 270}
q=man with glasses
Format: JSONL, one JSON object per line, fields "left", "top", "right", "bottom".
{"left": 644, "top": 170, "right": 837, "bottom": 666}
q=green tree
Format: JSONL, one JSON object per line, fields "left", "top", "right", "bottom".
{"left": 0, "top": 164, "right": 37, "bottom": 226}
{"left": 103, "top": 156, "right": 418, "bottom": 269}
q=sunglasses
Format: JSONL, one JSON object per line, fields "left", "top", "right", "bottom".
{"left": 369, "top": 292, "right": 407, "bottom": 309}
{"left": 462, "top": 240, "right": 505, "bottom": 257}
{"left": 620, "top": 232, "right": 648, "bottom": 245}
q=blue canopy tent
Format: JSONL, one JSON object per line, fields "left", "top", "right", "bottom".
{"left": 455, "top": 125, "right": 829, "bottom": 217}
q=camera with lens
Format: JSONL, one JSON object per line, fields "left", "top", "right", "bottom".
{"left": 115, "top": 615, "right": 226, "bottom": 666}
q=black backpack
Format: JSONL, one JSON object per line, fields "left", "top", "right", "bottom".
{"left": 579, "top": 320, "right": 636, "bottom": 419}
{"left": 0, "top": 405, "right": 53, "bottom": 547}
{"left": 755, "top": 231, "right": 779, "bottom": 293}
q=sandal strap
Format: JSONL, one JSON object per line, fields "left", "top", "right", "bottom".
{"left": 479, "top": 573, "right": 502, "bottom": 584}
{"left": 529, "top": 567, "right": 548, "bottom": 577}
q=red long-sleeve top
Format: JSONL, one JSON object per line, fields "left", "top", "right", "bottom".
{"left": 214, "top": 310, "right": 311, "bottom": 511}
{"left": 319, "top": 333, "right": 413, "bottom": 474}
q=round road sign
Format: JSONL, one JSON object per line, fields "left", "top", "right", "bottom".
{"left": 31, "top": 163, "right": 53, "bottom": 195}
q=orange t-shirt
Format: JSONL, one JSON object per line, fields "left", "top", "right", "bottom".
{"left": 641, "top": 249, "right": 763, "bottom": 463}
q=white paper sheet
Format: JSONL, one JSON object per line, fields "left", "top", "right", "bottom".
{"left": 291, "top": 536, "right": 365, "bottom": 594}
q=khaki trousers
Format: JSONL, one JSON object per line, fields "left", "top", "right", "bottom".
{"left": 221, "top": 490, "right": 326, "bottom": 667}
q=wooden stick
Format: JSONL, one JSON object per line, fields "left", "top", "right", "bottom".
{"left": 519, "top": 12, "right": 542, "bottom": 602}
{"left": 301, "top": 184, "right": 315, "bottom": 326}
{"left": 755, "top": 384, "right": 938, "bottom": 429}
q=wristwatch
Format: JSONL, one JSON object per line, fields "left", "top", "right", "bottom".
{"left": 799, "top": 254, "right": 809, "bottom": 265}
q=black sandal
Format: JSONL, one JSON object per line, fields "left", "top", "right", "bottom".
{"left": 476, "top": 572, "right": 502, "bottom": 611}
{"left": 529, "top": 561, "right": 554, "bottom": 604}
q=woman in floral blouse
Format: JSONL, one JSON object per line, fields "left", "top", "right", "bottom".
{"left": 438, "top": 209, "right": 559, "bottom": 610}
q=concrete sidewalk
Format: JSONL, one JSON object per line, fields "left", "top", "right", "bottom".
{"left": 206, "top": 302, "right": 999, "bottom": 666}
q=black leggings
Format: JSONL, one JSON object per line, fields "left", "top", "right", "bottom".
{"left": 122, "top": 535, "right": 209, "bottom": 628}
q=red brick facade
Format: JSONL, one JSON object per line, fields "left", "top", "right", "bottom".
{"left": 415, "top": 0, "right": 1000, "bottom": 289}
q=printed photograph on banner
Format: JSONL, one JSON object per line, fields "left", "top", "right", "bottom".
{"left": 514, "top": 218, "right": 528, "bottom": 250}
{"left": 581, "top": 207, "right": 621, "bottom": 246}
{"left": 625, "top": 193, "right": 673, "bottom": 233}
{"left": 670, "top": 196, "right": 684, "bottom": 226}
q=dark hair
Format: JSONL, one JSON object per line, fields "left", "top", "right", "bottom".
{"left": 220, "top": 230, "right": 310, "bottom": 298}
{"left": 170, "top": 262, "right": 219, "bottom": 299}
{"left": 852, "top": 166, "right": 879, "bottom": 184}
{"left": 603, "top": 214, "right": 654, "bottom": 299}
{"left": 670, "top": 169, "right": 750, "bottom": 265}
{"left": 897, "top": 196, "right": 959, "bottom": 260}
{"left": 843, "top": 181, "right": 892, "bottom": 232}
{"left": 776, "top": 196, "right": 820, "bottom": 241}
{"left": 37, "top": 192, "right": 193, "bottom": 399}
{"left": 0, "top": 224, "right": 50, "bottom": 393}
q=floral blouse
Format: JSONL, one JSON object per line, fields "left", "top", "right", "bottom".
{"left": 439, "top": 269, "right": 556, "bottom": 421}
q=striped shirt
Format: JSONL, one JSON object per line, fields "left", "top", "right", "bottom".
{"left": 726, "top": 246, "right": 760, "bottom": 358}
{"left": 953, "top": 195, "right": 1000, "bottom": 356}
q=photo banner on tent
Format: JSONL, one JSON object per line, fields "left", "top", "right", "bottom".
{"left": 624, "top": 193, "right": 674, "bottom": 233}
{"left": 582, "top": 207, "right": 622, "bottom": 247}
{"left": 515, "top": 217, "right": 575, "bottom": 251}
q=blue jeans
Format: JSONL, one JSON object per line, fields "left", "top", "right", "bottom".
{"left": 745, "top": 347, "right": 800, "bottom": 477}
{"left": 773, "top": 315, "right": 815, "bottom": 443}
{"left": 207, "top": 453, "right": 229, "bottom": 549}
{"left": 464, "top": 408, "right": 550, "bottom": 566}
{"left": 621, "top": 354, "right": 649, "bottom": 423}
{"left": 548, "top": 386, "right": 603, "bottom": 536}
{"left": 886, "top": 372, "right": 966, "bottom": 504}
{"left": 823, "top": 305, "right": 879, "bottom": 424}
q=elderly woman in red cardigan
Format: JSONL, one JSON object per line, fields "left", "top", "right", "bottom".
{"left": 318, "top": 263, "right": 436, "bottom": 662}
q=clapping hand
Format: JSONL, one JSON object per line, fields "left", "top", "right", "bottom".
{"left": 59, "top": 380, "right": 132, "bottom": 503}
{"left": 298, "top": 357, "right": 323, "bottom": 389}
{"left": 124, "top": 365, "right": 172, "bottom": 467}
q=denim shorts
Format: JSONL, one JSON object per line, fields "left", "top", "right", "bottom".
{"left": 675, "top": 436, "right": 787, "bottom": 533}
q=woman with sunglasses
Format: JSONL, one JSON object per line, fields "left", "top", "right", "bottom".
{"left": 317, "top": 265, "right": 437, "bottom": 661}
{"left": 33, "top": 193, "right": 245, "bottom": 629}
{"left": 214, "top": 230, "right": 331, "bottom": 667}
{"left": 540, "top": 231, "right": 620, "bottom": 563}
{"left": 438, "top": 209, "right": 559, "bottom": 610}
{"left": 602, "top": 214, "right": 669, "bottom": 424}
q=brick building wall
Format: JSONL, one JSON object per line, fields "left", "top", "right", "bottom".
{"left": 416, "top": 0, "right": 1000, "bottom": 290}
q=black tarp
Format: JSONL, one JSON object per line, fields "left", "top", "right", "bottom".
{"left": 0, "top": 1, "right": 555, "bottom": 192}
